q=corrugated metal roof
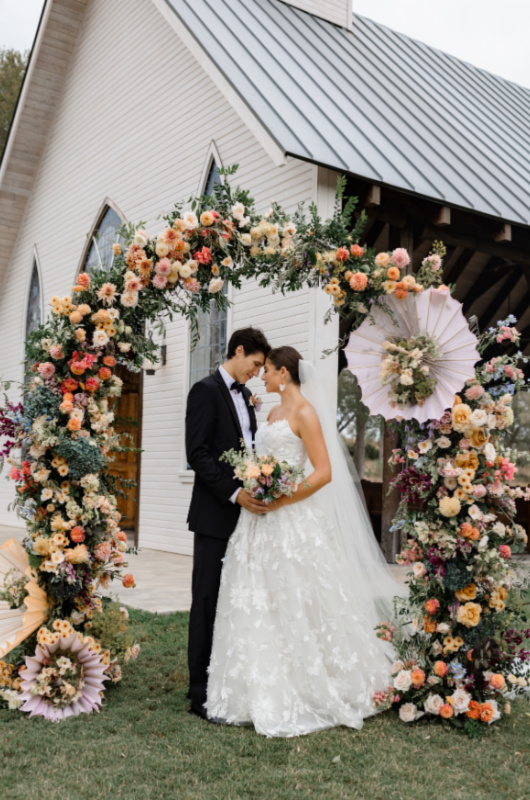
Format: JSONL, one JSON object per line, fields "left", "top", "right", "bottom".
{"left": 165, "top": 0, "right": 530, "bottom": 226}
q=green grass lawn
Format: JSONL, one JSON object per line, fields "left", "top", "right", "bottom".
{"left": 1, "top": 609, "right": 529, "bottom": 800}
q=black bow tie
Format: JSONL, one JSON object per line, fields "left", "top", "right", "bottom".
{"left": 230, "top": 381, "right": 244, "bottom": 394}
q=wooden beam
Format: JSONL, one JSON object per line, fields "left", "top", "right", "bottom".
{"left": 420, "top": 225, "right": 530, "bottom": 266}
{"left": 477, "top": 266, "right": 523, "bottom": 331}
{"left": 460, "top": 256, "right": 506, "bottom": 313}
{"left": 433, "top": 205, "right": 451, "bottom": 227}
{"left": 493, "top": 224, "right": 512, "bottom": 243}
{"left": 443, "top": 247, "right": 475, "bottom": 285}
{"left": 363, "top": 218, "right": 386, "bottom": 249}
{"left": 365, "top": 184, "right": 381, "bottom": 207}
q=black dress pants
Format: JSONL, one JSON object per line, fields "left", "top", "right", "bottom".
{"left": 187, "top": 531, "right": 229, "bottom": 714}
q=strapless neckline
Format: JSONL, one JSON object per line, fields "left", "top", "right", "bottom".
{"left": 265, "top": 418, "right": 301, "bottom": 440}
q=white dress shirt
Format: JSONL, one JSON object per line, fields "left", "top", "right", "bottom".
{"left": 219, "top": 365, "right": 252, "bottom": 504}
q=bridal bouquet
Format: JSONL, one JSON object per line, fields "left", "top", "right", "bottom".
{"left": 221, "top": 446, "right": 306, "bottom": 504}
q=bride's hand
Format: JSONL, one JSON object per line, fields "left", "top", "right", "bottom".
{"left": 236, "top": 489, "right": 270, "bottom": 514}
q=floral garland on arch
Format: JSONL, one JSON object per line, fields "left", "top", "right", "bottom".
{"left": 0, "top": 166, "right": 527, "bottom": 726}
{"left": 373, "top": 319, "right": 530, "bottom": 733}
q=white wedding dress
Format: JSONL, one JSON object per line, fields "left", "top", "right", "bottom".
{"left": 206, "top": 416, "right": 399, "bottom": 738}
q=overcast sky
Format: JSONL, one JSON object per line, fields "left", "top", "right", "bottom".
{"left": 1, "top": 0, "right": 529, "bottom": 89}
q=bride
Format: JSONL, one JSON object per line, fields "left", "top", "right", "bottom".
{"left": 206, "top": 346, "right": 403, "bottom": 737}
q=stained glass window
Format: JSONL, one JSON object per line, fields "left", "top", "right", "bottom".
{"left": 189, "top": 160, "right": 227, "bottom": 388}
{"left": 82, "top": 207, "right": 122, "bottom": 275}
{"left": 25, "top": 261, "right": 42, "bottom": 339}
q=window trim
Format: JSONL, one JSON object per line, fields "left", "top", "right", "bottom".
{"left": 74, "top": 197, "right": 126, "bottom": 280}
{"left": 21, "top": 246, "right": 44, "bottom": 381}
{"left": 196, "top": 139, "right": 225, "bottom": 196}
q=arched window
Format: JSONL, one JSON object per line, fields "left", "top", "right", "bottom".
{"left": 25, "top": 259, "right": 42, "bottom": 340}
{"left": 81, "top": 206, "right": 122, "bottom": 274}
{"left": 189, "top": 158, "right": 228, "bottom": 388}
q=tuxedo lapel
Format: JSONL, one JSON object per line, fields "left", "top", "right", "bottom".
{"left": 213, "top": 369, "right": 244, "bottom": 443}
{"left": 243, "top": 387, "right": 257, "bottom": 440}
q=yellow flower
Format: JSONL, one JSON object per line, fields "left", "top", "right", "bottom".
{"left": 457, "top": 602, "right": 482, "bottom": 628}
{"left": 64, "top": 545, "right": 90, "bottom": 564}
{"left": 58, "top": 465, "right": 69, "bottom": 477}
{"left": 455, "top": 583, "right": 477, "bottom": 602}
{"left": 470, "top": 428, "right": 488, "bottom": 449}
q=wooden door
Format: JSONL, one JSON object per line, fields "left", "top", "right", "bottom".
{"left": 108, "top": 366, "right": 142, "bottom": 540}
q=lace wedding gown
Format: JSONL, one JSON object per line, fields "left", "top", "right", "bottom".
{"left": 206, "top": 419, "right": 394, "bottom": 738}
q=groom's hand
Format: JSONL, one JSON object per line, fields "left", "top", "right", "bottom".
{"left": 236, "top": 490, "right": 270, "bottom": 514}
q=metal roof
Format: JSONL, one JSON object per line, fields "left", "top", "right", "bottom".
{"left": 165, "top": 0, "right": 530, "bottom": 226}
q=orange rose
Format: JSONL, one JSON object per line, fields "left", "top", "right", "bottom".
{"left": 466, "top": 700, "right": 481, "bottom": 720}
{"left": 122, "top": 574, "right": 136, "bottom": 589}
{"left": 70, "top": 526, "right": 85, "bottom": 543}
{"left": 394, "top": 282, "right": 408, "bottom": 300}
{"left": 67, "top": 417, "right": 81, "bottom": 432}
{"left": 349, "top": 272, "right": 368, "bottom": 292}
{"left": 261, "top": 464, "right": 274, "bottom": 477}
{"left": 350, "top": 244, "right": 364, "bottom": 258}
{"left": 480, "top": 703, "right": 494, "bottom": 722}
{"left": 386, "top": 267, "right": 400, "bottom": 281}
{"left": 335, "top": 247, "right": 350, "bottom": 262}
{"left": 98, "top": 367, "right": 112, "bottom": 381}
{"left": 440, "top": 703, "right": 454, "bottom": 719}
{"left": 425, "top": 598, "right": 440, "bottom": 615}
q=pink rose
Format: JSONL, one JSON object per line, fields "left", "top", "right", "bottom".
{"left": 499, "top": 545, "right": 511, "bottom": 559}
{"left": 49, "top": 345, "right": 64, "bottom": 360}
{"left": 94, "top": 542, "right": 112, "bottom": 562}
{"left": 391, "top": 248, "right": 410, "bottom": 269}
{"left": 152, "top": 274, "right": 167, "bottom": 289}
{"left": 464, "top": 384, "right": 485, "bottom": 401}
{"left": 37, "top": 362, "right": 55, "bottom": 380}
{"left": 471, "top": 484, "right": 487, "bottom": 499}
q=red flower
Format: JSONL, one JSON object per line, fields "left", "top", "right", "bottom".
{"left": 194, "top": 246, "right": 212, "bottom": 265}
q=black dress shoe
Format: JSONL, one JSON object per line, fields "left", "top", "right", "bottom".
{"left": 188, "top": 704, "right": 228, "bottom": 725}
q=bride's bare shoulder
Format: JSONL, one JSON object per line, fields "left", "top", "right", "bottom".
{"left": 294, "top": 400, "right": 319, "bottom": 428}
{"left": 267, "top": 404, "right": 282, "bottom": 422}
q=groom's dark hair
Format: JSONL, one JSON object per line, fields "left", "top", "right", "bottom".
{"left": 226, "top": 327, "right": 270, "bottom": 360}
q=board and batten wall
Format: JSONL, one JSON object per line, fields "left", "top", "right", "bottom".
{"left": 0, "top": 0, "right": 339, "bottom": 554}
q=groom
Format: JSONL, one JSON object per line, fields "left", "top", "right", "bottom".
{"left": 185, "top": 326, "right": 271, "bottom": 719}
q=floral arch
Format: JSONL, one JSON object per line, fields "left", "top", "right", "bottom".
{"left": 0, "top": 168, "right": 528, "bottom": 729}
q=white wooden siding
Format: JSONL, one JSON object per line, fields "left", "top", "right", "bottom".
{"left": 0, "top": 0, "right": 339, "bottom": 554}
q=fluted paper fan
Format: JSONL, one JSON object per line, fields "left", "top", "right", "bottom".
{"left": 0, "top": 539, "right": 48, "bottom": 658}
{"left": 344, "top": 288, "right": 480, "bottom": 423}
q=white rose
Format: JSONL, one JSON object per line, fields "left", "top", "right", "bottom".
{"left": 399, "top": 702, "right": 423, "bottom": 723}
{"left": 182, "top": 211, "right": 198, "bottom": 230}
{"left": 231, "top": 202, "right": 246, "bottom": 220}
{"left": 424, "top": 693, "right": 445, "bottom": 715}
{"left": 485, "top": 698, "right": 501, "bottom": 723}
{"left": 436, "top": 622, "right": 450, "bottom": 633}
{"left": 436, "top": 436, "right": 452, "bottom": 449}
{"left": 484, "top": 442, "right": 496, "bottom": 462}
{"left": 486, "top": 413, "right": 497, "bottom": 429}
{"left": 492, "top": 521, "right": 506, "bottom": 537}
{"left": 394, "top": 670, "right": 413, "bottom": 692}
{"left": 427, "top": 675, "right": 441, "bottom": 685}
{"left": 448, "top": 688, "right": 471, "bottom": 716}
{"left": 121, "top": 291, "right": 139, "bottom": 308}
{"left": 241, "top": 233, "right": 252, "bottom": 246}
{"left": 478, "top": 535, "right": 489, "bottom": 550}
{"left": 209, "top": 278, "right": 224, "bottom": 294}
{"left": 418, "top": 440, "right": 433, "bottom": 454}
{"left": 444, "top": 477, "right": 458, "bottom": 490}
{"left": 468, "top": 504, "right": 483, "bottom": 521}
{"left": 118, "top": 342, "right": 131, "bottom": 353}
{"left": 392, "top": 661, "right": 405, "bottom": 674}
{"left": 93, "top": 329, "right": 109, "bottom": 348}
{"left": 412, "top": 562, "right": 427, "bottom": 579}
{"left": 133, "top": 229, "right": 149, "bottom": 247}
{"left": 470, "top": 409, "right": 487, "bottom": 429}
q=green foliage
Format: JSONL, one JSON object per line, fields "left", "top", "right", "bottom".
{"left": 0, "top": 48, "right": 28, "bottom": 156}
{"left": 88, "top": 599, "right": 134, "bottom": 661}
{"left": 55, "top": 436, "right": 105, "bottom": 480}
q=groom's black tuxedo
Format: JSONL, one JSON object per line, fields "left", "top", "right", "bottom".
{"left": 185, "top": 368, "right": 257, "bottom": 717}
{"left": 186, "top": 369, "right": 257, "bottom": 538}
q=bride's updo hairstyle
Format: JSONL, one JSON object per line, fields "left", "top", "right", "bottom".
{"left": 267, "top": 346, "right": 303, "bottom": 386}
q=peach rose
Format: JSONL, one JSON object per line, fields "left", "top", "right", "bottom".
{"left": 480, "top": 703, "right": 494, "bottom": 723}
{"left": 349, "top": 272, "right": 368, "bottom": 292}
{"left": 387, "top": 267, "right": 400, "bottom": 281}
{"left": 261, "top": 464, "right": 274, "bottom": 477}
{"left": 67, "top": 417, "right": 81, "bottom": 432}
{"left": 394, "top": 282, "right": 408, "bottom": 300}
{"left": 466, "top": 700, "right": 481, "bottom": 720}
{"left": 122, "top": 574, "right": 136, "bottom": 589}
{"left": 451, "top": 403, "right": 472, "bottom": 433}
{"left": 470, "top": 428, "right": 488, "bottom": 449}
{"left": 424, "top": 616, "right": 437, "bottom": 634}
{"left": 411, "top": 668, "right": 426, "bottom": 688}
{"left": 375, "top": 252, "right": 391, "bottom": 268}
{"left": 456, "top": 602, "right": 481, "bottom": 628}
{"left": 350, "top": 244, "right": 364, "bottom": 258}
{"left": 489, "top": 673, "right": 506, "bottom": 691}
{"left": 335, "top": 247, "right": 350, "bottom": 261}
